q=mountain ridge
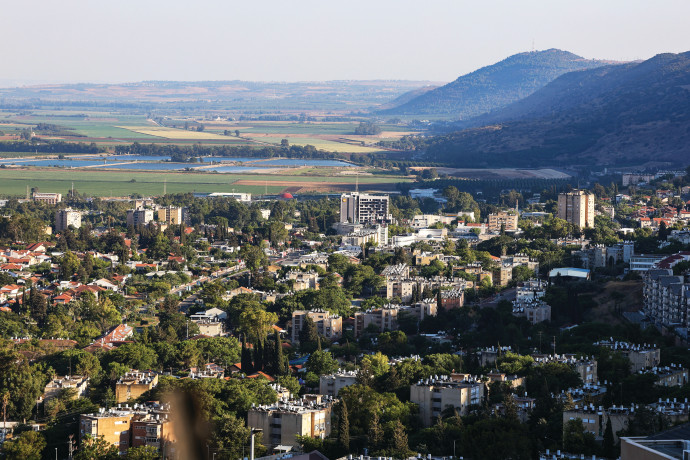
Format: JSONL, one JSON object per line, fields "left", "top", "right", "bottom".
{"left": 378, "top": 49, "right": 616, "bottom": 119}
{"left": 424, "top": 51, "right": 690, "bottom": 168}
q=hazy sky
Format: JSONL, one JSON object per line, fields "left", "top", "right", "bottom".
{"left": 1, "top": 0, "right": 688, "bottom": 84}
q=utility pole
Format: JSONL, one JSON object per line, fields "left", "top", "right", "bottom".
{"left": 250, "top": 428, "right": 262, "bottom": 460}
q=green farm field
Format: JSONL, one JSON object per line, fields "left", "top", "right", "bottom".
{"left": 0, "top": 168, "right": 409, "bottom": 197}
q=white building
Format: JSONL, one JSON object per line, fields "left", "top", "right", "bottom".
{"left": 339, "top": 192, "right": 390, "bottom": 224}
{"left": 55, "top": 208, "right": 82, "bottom": 231}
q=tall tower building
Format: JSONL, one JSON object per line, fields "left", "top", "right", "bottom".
{"left": 55, "top": 208, "right": 82, "bottom": 231}
{"left": 339, "top": 192, "right": 390, "bottom": 224}
{"left": 557, "top": 190, "right": 595, "bottom": 228}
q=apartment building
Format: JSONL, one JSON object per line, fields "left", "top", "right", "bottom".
{"left": 557, "top": 190, "right": 595, "bottom": 228}
{"left": 516, "top": 279, "right": 547, "bottom": 302}
{"left": 291, "top": 310, "right": 342, "bottom": 343}
{"left": 157, "top": 206, "right": 183, "bottom": 225}
{"left": 80, "top": 402, "right": 175, "bottom": 457}
{"left": 115, "top": 371, "right": 159, "bottom": 403}
{"left": 563, "top": 404, "right": 631, "bottom": 443}
{"left": 339, "top": 192, "right": 390, "bottom": 224}
{"left": 354, "top": 305, "right": 399, "bottom": 336}
{"left": 342, "top": 224, "right": 388, "bottom": 247}
{"left": 42, "top": 375, "right": 89, "bottom": 402}
{"left": 439, "top": 288, "right": 465, "bottom": 310}
{"left": 285, "top": 270, "right": 320, "bottom": 291}
{"left": 512, "top": 299, "right": 551, "bottom": 324}
{"left": 55, "top": 208, "right": 82, "bottom": 231}
{"left": 127, "top": 208, "right": 154, "bottom": 227}
{"left": 648, "top": 365, "right": 689, "bottom": 387}
{"left": 319, "top": 370, "right": 358, "bottom": 397}
{"left": 247, "top": 395, "right": 333, "bottom": 450}
{"left": 488, "top": 211, "right": 519, "bottom": 233}
{"left": 532, "top": 354, "right": 598, "bottom": 385}
{"left": 643, "top": 268, "right": 690, "bottom": 329}
{"left": 594, "top": 341, "right": 661, "bottom": 372}
{"left": 410, "top": 374, "right": 485, "bottom": 426}
{"left": 33, "top": 192, "right": 62, "bottom": 204}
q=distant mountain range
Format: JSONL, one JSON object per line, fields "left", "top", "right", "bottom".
{"left": 424, "top": 51, "right": 690, "bottom": 168}
{"left": 378, "top": 49, "right": 614, "bottom": 119}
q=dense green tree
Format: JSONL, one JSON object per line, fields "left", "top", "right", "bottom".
{"left": 306, "top": 350, "right": 338, "bottom": 376}
{"left": 2, "top": 430, "right": 46, "bottom": 460}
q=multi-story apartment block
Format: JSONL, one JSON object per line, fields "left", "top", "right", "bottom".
{"left": 532, "top": 354, "right": 598, "bottom": 385}
{"left": 33, "top": 192, "right": 62, "bottom": 204}
{"left": 291, "top": 310, "right": 342, "bottom": 343}
{"left": 594, "top": 340, "right": 661, "bottom": 372}
{"left": 439, "top": 288, "right": 465, "bottom": 310}
{"left": 342, "top": 224, "right": 388, "bottom": 247}
{"left": 43, "top": 375, "right": 89, "bottom": 402}
{"left": 494, "top": 264, "right": 513, "bottom": 287}
{"left": 410, "top": 374, "right": 485, "bottom": 426}
{"left": 512, "top": 299, "right": 551, "bottom": 324}
{"left": 563, "top": 404, "right": 631, "bottom": 443}
{"left": 354, "top": 305, "right": 399, "bottom": 336}
{"left": 381, "top": 263, "right": 410, "bottom": 279}
{"left": 157, "top": 206, "right": 183, "bottom": 225}
{"left": 643, "top": 268, "right": 690, "bottom": 329}
{"left": 55, "top": 208, "right": 82, "bottom": 231}
{"left": 339, "top": 192, "right": 390, "bottom": 224}
{"left": 319, "top": 370, "right": 358, "bottom": 397}
{"left": 80, "top": 402, "right": 175, "bottom": 457}
{"left": 488, "top": 211, "right": 519, "bottom": 233}
{"left": 80, "top": 408, "right": 134, "bottom": 454}
{"left": 115, "top": 371, "right": 159, "bottom": 403}
{"left": 127, "top": 208, "right": 154, "bottom": 227}
{"left": 248, "top": 395, "right": 333, "bottom": 450}
{"left": 648, "top": 364, "right": 689, "bottom": 387}
{"left": 557, "top": 190, "right": 595, "bottom": 228}
{"left": 285, "top": 270, "right": 320, "bottom": 291}
{"left": 516, "top": 279, "right": 547, "bottom": 302}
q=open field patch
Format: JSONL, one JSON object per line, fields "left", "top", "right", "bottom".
{"left": 117, "top": 126, "right": 245, "bottom": 140}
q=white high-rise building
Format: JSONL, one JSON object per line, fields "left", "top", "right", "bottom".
{"left": 55, "top": 208, "right": 82, "bottom": 231}
{"left": 339, "top": 192, "right": 390, "bottom": 224}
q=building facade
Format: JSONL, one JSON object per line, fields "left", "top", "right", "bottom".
{"left": 410, "top": 374, "right": 485, "bottom": 426}
{"left": 115, "top": 371, "right": 159, "bottom": 403}
{"left": 55, "top": 208, "right": 82, "bottom": 231}
{"left": 339, "top": 192, "right": 390, "bottom": 224}
{"left": 127, "top": 208, "right": 154, "bottom": 227}
{"left": 247, "top": 395, "right": 333, "bottom": 450}
{"left": 291, "top": 310, "right": 342, "bottom": 343}
{"left": 488, "top": 211, "right": 519, "bottom": 233}
{"left": 557, "top": 190, "right": 595, "bottom": 228}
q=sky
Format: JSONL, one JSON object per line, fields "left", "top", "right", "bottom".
{"left": 1, "top": 0, "right": 689, "bottom": 85}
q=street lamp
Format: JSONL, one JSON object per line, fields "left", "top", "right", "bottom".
{"left": 250, "top": 428, "right": 263, "bottom": 460}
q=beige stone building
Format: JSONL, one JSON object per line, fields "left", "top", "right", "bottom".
{"left": 410, "top": 374, "right": 485, "bottom": 426}
{"left": 557, "top": 190, "right": 595, "bottom": 228}
{"left": 115, "top": 371, "right": 159, "bottom": 403}
{"left": 291, "top": 310, "right": 342, "bottom": 343}
{"left": 319, "top": 370, "right": 358, "bottom": 397}
{"left": 157, "top": 206, "right": 183, "bottom": 225}
{"left": 488, "top": 211, "right": 519, "bottom": 233}
{"left": 43, "top": 375, "right": 89, "bottom": 402}
{"left": 594, "top": 341, "right": 661, "bottom": 372}
{"left": 33, "top": 192, "right": 62, "bottom": 204}
{"left": 248, "top": 395, "right": 333, "bottom": 450}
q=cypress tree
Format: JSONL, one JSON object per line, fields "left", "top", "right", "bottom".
{"left": 273, "top": 330, "right": 284, "bottom": 376}
{"left": 241, "top": 334, "right": 253, "bottom": 374}
{"left": 338, "top": 400, "right": 350, "bottom": 451}
{"left": 254, "top": 339, "right": 264, "bottom": 371}
{"left": 603, "top": 416, "right": 615, "bottom": 458}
